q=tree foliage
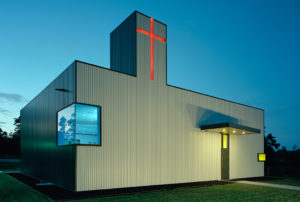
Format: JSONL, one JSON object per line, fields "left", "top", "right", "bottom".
{"left": 264, "top": 133, "right": 280, "bottom": 167}
{"left": 265, "top": 133, "right": 280, "bottom": 152}
{"left": 264, "top": 133, "right": 300, "bottom": 176}
{"left": 0, "top": 117, "right": 20, "bottom": 158}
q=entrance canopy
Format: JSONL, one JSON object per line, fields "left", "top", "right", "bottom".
{"left": 201, "top": 122, "right": 261, "bottom": 135}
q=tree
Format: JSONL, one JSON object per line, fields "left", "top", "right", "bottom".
{"left": 265, "top": 133, "right": 280, "bottom": 153}
{"left": 264, "top": 133, "right": 300, "bottom": 176}
{"left": 0, "top": 117, "right": 21, "bottom": 158}
{"left": 281, "top": 146, "right": 287, "bottom": 152}
{"left": 0, "top": 128, "right": 8, "bottom": 154}
{"left": 264, "top": 133, "right": 280, "bottom": 173}
{"left": 12, "top": 117, "right": 20, "bottom": 138}
{"left": 11, "top": 117, "right": 21, "bottom": 157}
{"left": 292, "top": 145, "right": 298, "bottom": 151}
{"left": 0, "top": 128, "right": 8, "bottom": 138}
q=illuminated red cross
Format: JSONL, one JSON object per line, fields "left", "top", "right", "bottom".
{"left": 137, "top": 18, "right": 166, "bottom": 81}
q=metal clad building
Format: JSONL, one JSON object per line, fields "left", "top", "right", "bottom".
{"left": 21, "top": 11, "right": 264, "bottom": 192}
{"left": 21, "top": 63, "right": 76, "bottom": 190}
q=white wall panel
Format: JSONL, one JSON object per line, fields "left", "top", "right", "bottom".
{"left": 76, "top": 62, "right": 263, "bottom": 191}
{"left": 21, "top": 11, "right": 264, "bottom": 192}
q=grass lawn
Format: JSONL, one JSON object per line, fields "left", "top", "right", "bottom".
{"left": 0, "top": 173, "right": 49, "bottom": 202}
{"left": 76, "top": 183, "right": 300, "bottom": 202}
{"left": 0, "top": 173, "right": 300, "bottom": 202}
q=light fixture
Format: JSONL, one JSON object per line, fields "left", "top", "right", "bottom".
{"left": 242, "top": 131, "right": 245, "bottom": 134}
{"left": 222, "top": 129, "right": 226, "bottom": 132}
{"left": 233, "top": 130, "right": 236, "bottom": 133}
{"left": 258, "top": 153, "right": 266, "bottom": 162}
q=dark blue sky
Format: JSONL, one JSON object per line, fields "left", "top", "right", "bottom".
{"left": 0, "top": 0, "right": 299, "bottom": 149}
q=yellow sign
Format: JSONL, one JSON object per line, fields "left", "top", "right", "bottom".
{"left": 258, "top": 153, "right": 266, "bottom": 162}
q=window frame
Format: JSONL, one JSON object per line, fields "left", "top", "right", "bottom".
{"left": 56, "top": 102, "right": 102, "bottom": 147}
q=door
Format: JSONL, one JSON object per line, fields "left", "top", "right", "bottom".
{"left": 221, "top": 133, "right": 229, "bottom": 180}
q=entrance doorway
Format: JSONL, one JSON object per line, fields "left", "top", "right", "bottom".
{"left": 200, "top": 122, "right": 262, "bottom": 180}
{"left": 221, "top": 133, "right": 229, "bottom": 180}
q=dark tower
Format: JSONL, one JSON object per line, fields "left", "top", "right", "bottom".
{"left": 110, "top": 11, "right": 167, "bottom": 85}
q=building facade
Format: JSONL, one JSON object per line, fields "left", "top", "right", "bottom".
{"left": 21, "top": 11, "right": 264, "bottom": 192}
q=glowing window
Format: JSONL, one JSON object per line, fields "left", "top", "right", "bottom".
{"left": 57, "top": 104, "right": 101, "bottom": 146}
{"left": 222, "top": 134, "right": 228, "bottom": 149}
{"left": 258, "top": 153, "right": 266, "bottom": 162}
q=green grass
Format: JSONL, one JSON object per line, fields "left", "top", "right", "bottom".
{"left": 0, "top": 173, "right": 50, "bottom": 202}
{"left": 256, "top": 176, "right": 300, "bottom": 187}
{"left": 74, "top": 183, "right": 300, "bottom": 202}
{"left": 0, "top": 172, "right": 300, "bottom": 202}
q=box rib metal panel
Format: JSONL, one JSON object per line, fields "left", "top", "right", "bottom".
{"left": 136, "top": 12, "right": 167, "bottom": 84}
{"left": 21, "top": 62, "right": 76, "bottom": 191}
{"left": 75, "top": 61, "right": 263, "bottom": 191}
{"left": 21, "top": 11, "right": 264, "bottom": 192}
{"left": 74, "top": 12, "right": 263, "bottom": 192}
{"left": 110, "top": 12, "right": 136, "bottom": 76}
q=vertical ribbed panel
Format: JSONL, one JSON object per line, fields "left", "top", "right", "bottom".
{"left": 21, "top": 11, "right": 264, "bottom": 192}
{"left": 110, "top": 12, "right": 136, "bottom": 76}
{"left": 136, "top": 12, "right": 167, "bottom": 84}
{"left": 21, "top": 62, "right": 76, "bottom": 191}
{"left": 75, "top": 62, "right": 263, "bottom": 191}
{"left": 136, "top": 12, "right": 150, "bottom": 32}
{"left": 153, "top": 20, "right": 166, "bottom": 39}
{"left": 229, "top": 110, "right": 264, "bottom": 179}
{"left": 75, "top": 11, "right": 263, "bottom": 191}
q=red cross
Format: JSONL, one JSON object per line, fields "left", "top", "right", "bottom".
{"left": 137, "top": 18, "right": 166, "bottom": 81}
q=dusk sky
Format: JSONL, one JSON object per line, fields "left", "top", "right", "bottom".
{"left": 0, "top": 0, "right": 299, "bottom": 149}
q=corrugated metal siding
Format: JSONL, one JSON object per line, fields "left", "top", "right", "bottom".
{"left": 21, "top": 62, "right": 76, "bottom": 191}
{"left": 75, "top": 12, "right": 263, "bottom": 191}
{"left": 229, "top": 110, "right": 264, "bottom": 179}
{"left": 76, "top": 61, "right": 262, "bottom": 191}
{"left": 153, "top": 20, "right": 166, "bottom": 39}
{"left": 110, "top": 12, "right": 136, "bottom": 76}
{"left": 21, "top": 11, "right": 263, "bottom": 192}
{"left": 136, "top": 12, "right": 150, "bottom": 32}
{"left": 136, "top": 12, "right": 167, "bottom": 84}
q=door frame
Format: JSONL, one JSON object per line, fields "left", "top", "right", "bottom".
{"left": 221, "top": 133, "right": 229, "bottom": 180}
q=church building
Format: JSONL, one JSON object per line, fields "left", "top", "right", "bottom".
{"left": 21, "top": 11, "right": 265, "bottom": 192}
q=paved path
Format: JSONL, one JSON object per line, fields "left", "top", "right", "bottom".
{"left": 236, "top": 180, "right": 300, "bottom": 191}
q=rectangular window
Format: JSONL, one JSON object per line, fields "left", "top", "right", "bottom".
{"left": 57, "top": 103, "right": 101, "bottom": 146}
{"left": 258, "top": 153, "right": 266, "bottom": 162}
{"left": 222, "top": 134, "right": 228, "bottom": 149}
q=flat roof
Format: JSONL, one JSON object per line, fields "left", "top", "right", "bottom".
{"left": 201, "top": 122, "right": 261, "bottom": 135}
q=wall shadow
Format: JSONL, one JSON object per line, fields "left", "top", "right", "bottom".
{"left": 186, "top": 104, "right": 239, "bottom": 128}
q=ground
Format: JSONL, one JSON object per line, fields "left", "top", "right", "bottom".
{"left": 78, "top": 183, "right": 300, "bottom": 202}
{"left": 0, "top": 173, "right": 49, "bottom": 202}
{"left": 1, "top": 161, "right": 300, "bottom": 201}
{"left": 250, "top": 176, "right": 300, "bottom": 187}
